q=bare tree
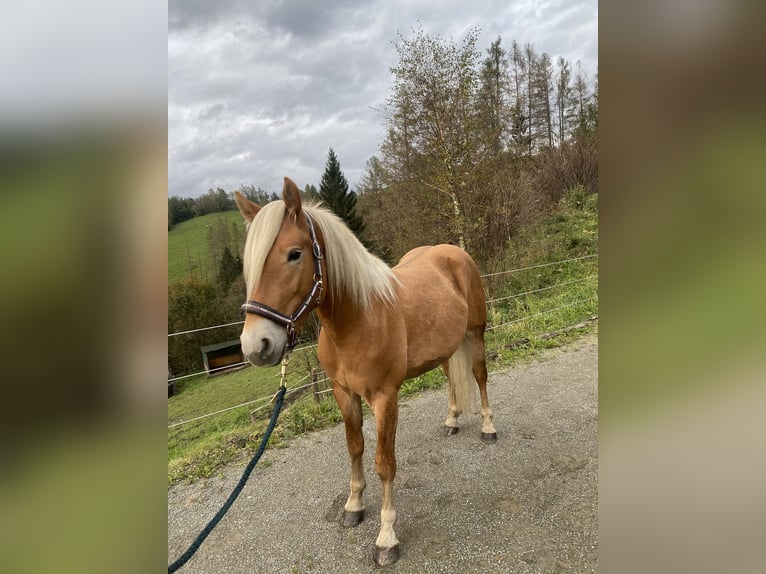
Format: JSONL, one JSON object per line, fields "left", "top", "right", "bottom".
{"left": 382, "top": 26, "right": 484, "bottom": 250}
{"left": 477, "top": 37, "right": 510, "bottom": 155}
{"left": 555, "top": 56, "right": 575, "bottom": 145}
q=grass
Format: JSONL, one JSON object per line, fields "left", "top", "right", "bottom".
{"left": 168, "top": 346, "right": 327, "bottom": 484}
{"left": 168, "top": 210, "right": 244, "bottom": 284}
{"left": 168, "top": 186, "right": 598, "bottom": 485}
{"left": 168, "top": 363, "right": 280, "bottom": 482}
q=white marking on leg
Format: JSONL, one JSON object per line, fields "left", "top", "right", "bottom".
{"left": 375, "top": 507, "right": 399, "bottom": 549}
{"left": 344, "top": 459, "right": 366, "bottom": 513}
{"left": 444, "top": 382, "right": 461, "bottom": 428}
{"left": 375, "top": 481, "right": 399, "bottom": 549}
{"left": 481, "top": 406, "right": 497, "bottom": 434}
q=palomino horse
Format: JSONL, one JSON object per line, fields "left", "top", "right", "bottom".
{"left": 234, "top": 177, "right": 496, "bottom": 566}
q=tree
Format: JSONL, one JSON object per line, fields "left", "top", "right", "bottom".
{"left": 206, "top": 216, "right": 243, "bottom": 283}
{"left": 477, "top": 37, "right": 510, "bottom": 155}
{"left": 213, "top": 187, "right": 232, "bottom": 212}
{"left": 509, "top": 41, "right": 531, "bottom": 157}
{"left": 588, "top": 72, "right": 598, "bottom": 133}
{"left": 356, "top": 156, "right": 386, "bottom": 196}
{"left": 216, "top": 245, "right": 242, "bottom": 293}
{"left": 168, "top": 277, "right": 241, "bottom": 374}
{"left": 555, "top": 56, "right": 575, "bottom": 145}
{"left": 383, "top": 26, "right": 484, "bottom": 250}
{"left": 355, "top": 155, "right": 397, "bottom": 262}
{"left": 531, "top": 52, "right": 554, "bottom": 150}
{"left": 319, "top": 148, "right": 366, "bottom": 240}
{"left": 168, "top": 195, "right": 195, "bottom": 229}
{"left": 193, "top": 187, "right": 235, "bottom": 216}
{"left": 524, "top": 43, "right": 537, "bottom": 155}
{"left": 239, "top": 184, "right": 272, "bottom": 206}
{"left": 572, "top": 62, "right": 595, "bottom": 139}
{"left": 303, "top": 183, "right": 320, "bottom": 202}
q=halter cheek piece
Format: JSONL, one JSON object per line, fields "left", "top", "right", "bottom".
{"left": 240, "top": 212, "right": 323, "bottom": 352}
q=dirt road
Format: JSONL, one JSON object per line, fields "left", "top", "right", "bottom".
{"left": 168, "top": 335, "right": 598, "bottom": 573}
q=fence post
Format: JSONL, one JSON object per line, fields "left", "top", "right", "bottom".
{"left": 311, "top": 368, "right": 320, "bottom": 402}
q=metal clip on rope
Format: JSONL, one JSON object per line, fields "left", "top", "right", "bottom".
{"left": 272, "top": 353, "right": 290, "bottom": 404}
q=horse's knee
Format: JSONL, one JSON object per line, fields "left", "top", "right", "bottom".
{"left": 374, "top": 454, "right": 396, "bottom": 482}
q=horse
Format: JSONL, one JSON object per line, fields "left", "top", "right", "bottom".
{"left": 234, "top": 177, "right": 497, "bottom": 566}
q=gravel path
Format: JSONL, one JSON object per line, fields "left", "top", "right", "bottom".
{"left": 168, "top": 335, "right": 598, "bottom": 573}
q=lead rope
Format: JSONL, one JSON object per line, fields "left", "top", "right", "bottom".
{"left": 168, "top": 354, "right": 290, "bottom": 573}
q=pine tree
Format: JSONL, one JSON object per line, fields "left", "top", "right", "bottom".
{"left": 319, "top": 148, "right": 366, "bottom": 239}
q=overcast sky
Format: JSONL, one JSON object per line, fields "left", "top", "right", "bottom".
{"left": 169, "top": 0, "right": 597, "bottom": 198}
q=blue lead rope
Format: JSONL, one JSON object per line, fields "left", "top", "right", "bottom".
{"left": 168, "top": 385, "right": 288, "bottom": 573}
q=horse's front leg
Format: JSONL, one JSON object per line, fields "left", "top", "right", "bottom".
{"left": 332, "top": 385, "right": 366, "bottom": 527}
{"left": 371, "top": 390, "right": 400, "bottom": 566}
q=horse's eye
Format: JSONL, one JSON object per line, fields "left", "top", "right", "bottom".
{"left": 287, "top": 249, "right": 302, "bottom": 262}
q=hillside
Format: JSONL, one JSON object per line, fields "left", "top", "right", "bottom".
{"left": 168, "top": 186, "right": 598, "bottom": 483}
{"left": 168, "top": 210, "right": 244, "bottom": 284}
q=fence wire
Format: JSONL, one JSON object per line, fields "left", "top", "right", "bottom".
{"left": 168, "top": 308, "right": 597, "bottom": 430}
{"left": 486, "top": 275, "right": 596, "bottom": 305}
{"left": 168, "top": 253, "right": 598, "bottom": 338}
{"left": 479, "top": 253, "right": 597, "bottom": 279}
{"left": 168, "top": 254, "right": 598, "bottom": 429}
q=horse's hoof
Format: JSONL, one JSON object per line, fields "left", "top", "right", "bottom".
{"left": 443, "top": 425, "right": 459, "bottom": 436}
{"left": 341, "top": 509, "right": 365, "bottom": 528}
{"left": 374, "top": 544, "right": 400, "bottom": 566}
{"left": 481, "top": 432, "right": 498, "bottom": 443}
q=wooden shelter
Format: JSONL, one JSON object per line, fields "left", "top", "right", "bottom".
{"left": 200, "top": 340, "right": 245, "bottom": 376}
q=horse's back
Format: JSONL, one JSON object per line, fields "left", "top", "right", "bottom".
{"left": 393, "top": 244, "right": 486, "bottom": 321}
{"left": 395, "top": 244, "right": 481, "bottom": 287}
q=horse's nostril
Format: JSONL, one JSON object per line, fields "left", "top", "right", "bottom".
{"left": 260, "top": 338, "right": 271, "bottom": 353}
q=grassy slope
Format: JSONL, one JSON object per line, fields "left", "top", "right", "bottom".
{"left": 168, "top": 364, "right": 279, "bottom": 481}
{"left": 168, "top": 210, "right": 244, "bottom": 284}
{"left": 168, "top": 187, "right": 598, "bottom": 484}
{"left": 481, "top": 186, "right": 598, "bottom": 358}
{"left": 167, "top": 344, "right": 329, "bottom": 483}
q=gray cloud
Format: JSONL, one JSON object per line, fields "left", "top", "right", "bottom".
{"left": 169, "top": 0, "right": 597, "bottom": 197}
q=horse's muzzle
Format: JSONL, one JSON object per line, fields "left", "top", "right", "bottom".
{"left": 241, "top": 322, "right": 287, "bottom": 367}
{"left": 244, "top": 344, "right": 284, "bottom": 367}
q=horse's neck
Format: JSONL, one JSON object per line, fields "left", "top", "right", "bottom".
{"left": 316, "top": 291, "right": 376, "bottom": 344}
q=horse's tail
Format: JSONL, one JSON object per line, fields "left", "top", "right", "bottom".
{"left": 447, "top": 336, "right": 477, "bottom": 415}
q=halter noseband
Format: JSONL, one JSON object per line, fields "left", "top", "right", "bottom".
{"left": 240, "top": 212, "right": 323, "bottom": 352}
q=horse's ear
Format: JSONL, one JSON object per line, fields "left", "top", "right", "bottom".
{"left": 283, "top": 177, "right": 303, "bottom": 216}
{"left": 235, "top": 191, "right": 261, "bottom": 223}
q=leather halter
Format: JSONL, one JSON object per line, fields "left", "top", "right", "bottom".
{"left": 240, "top": 212, "right": 323, "bottom": 352}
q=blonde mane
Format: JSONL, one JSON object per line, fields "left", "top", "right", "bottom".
{"left": 243, "top": 201, "right": 398, "bottom": 309}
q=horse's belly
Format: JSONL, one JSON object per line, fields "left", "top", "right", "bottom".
{"left": 404, "top": 356, "right": 444, "bottom": 380}
{"left": 403, "top": 330, "right": 462, "bottom": 380}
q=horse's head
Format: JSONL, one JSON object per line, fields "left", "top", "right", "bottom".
{"left": 235, "top": 177, "right": 322, "bottom": 366}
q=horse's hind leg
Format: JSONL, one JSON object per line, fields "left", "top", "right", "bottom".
{"left": 442, "top": 361, "right": 461, "bottom": 435}
{"left": 442, "top": 336, "right": 477, "bottom": 436}
{"left": 332, "top": 385, "right": 366, "bottom": 527}
{"left": 469, "top": 328, "right": 497, "bottom": 442}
